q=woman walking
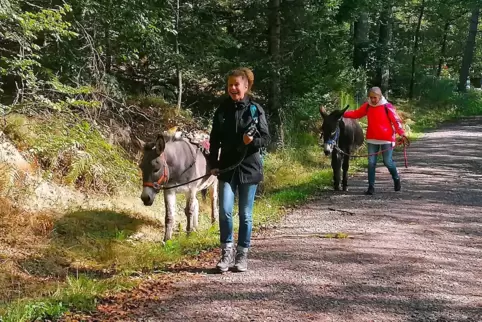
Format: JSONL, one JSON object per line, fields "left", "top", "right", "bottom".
{"left": 209, "top": 67, "right": 270, "bottom": 272}
{"left": 343, "top": 87, "right": 408, "bottom": 195}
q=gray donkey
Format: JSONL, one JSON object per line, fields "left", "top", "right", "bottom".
{"left": 138, "top": 132, "right": 218, "bottom": 242}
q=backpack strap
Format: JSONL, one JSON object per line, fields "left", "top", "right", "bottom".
{"left": 383, "top": 104, "right": 390, "bottom": 119}
{"left": 249, "top": 103, "right": 267, "bottom": 161}
{"left": 250, "top": 104, "right": 259, "bottom": 124}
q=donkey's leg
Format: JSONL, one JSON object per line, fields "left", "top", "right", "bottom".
{"left": 209, "top": 179, "right": 219, "bottom": 225}
{"left": 184, "top": 189, "right": 199, "bottom": 233}
{"left": 192, "top": 191, "right": 199, "bottom": 230}
{"left": 342, "top": 152, "right": 350, "bottom": 191}
{"left": 331, "top": 151, "right": 342, "bottom": 191}
{"left": 163, "top": 190, "right": 176, "bottom": 242}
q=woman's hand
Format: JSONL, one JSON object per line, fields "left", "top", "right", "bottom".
{"left": 399, "top": 135, "right": 410, "bottom": 146}
{"left": 243, "top": 134, "right": 254, "bottom": 145}
{"left": 210, "top": 168, "right": 220, "bottom": 176}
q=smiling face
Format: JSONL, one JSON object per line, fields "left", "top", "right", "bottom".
{"left": 227, "top": 76, "right": 249, "bottom": 101}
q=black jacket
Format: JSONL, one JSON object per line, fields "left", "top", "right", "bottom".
{"left": 209, "top": 95, "right": 270, "bottom": 184}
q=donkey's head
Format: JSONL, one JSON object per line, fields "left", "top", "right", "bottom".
{"left": 319, "top": 105, "right": 349, "bottom": 156}
{"left": 137, "top": 134, "right": 169, "bottom": 206}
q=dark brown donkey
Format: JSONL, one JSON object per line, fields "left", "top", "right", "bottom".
{"left": 319, "top": 105, "right": 364, "bottom": 191}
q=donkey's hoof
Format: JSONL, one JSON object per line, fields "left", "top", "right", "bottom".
{"left": 334, "top": 186, "right": 341, "bottom": 191}
{"left": 342, "top": 186, "right": 348, "bottom": 191}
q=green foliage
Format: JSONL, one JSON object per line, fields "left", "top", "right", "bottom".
{"left": 400, "top": 78, "right": 482, "bottom": 133}
{"left": 0, "top": 0, "right": 480, "bottom": 120}
{"left": 0, "top": 2, "right": 76, "bottom": 102}
{"left": 2, "top": 114, "right": 138, "bottom": 193}
{"left": 1, "top": 300, "right": 66, "bottom": 322}
{"left": 0, "top": 274, "right": 136, "bottom": 322}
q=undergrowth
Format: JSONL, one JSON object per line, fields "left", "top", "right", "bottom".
{"left": 1, "top": 113, "right": 139, "bottom": 194}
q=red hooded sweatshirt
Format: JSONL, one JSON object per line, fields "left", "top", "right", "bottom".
{"left": 343, "top": 101, "right": 405, "bottom": 143}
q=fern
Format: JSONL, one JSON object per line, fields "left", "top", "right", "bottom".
{"left": 64, "top": 151, "right": 92, "bottom": 186}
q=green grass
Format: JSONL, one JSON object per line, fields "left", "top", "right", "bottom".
{"left": 1, "top": 275, "right": 137, "bottom": 322}
{"left": 0, "top": 208, "right": 220, "bottom": 321}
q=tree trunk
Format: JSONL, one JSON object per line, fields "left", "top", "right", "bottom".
{"left": 353, "top": 12, "right": 370, "bottom": 70}
{"left": 268, "top": 0, "right": 283, "bottom": 149}
{"left": 376, "top": 0, "right": 393, "bottom": 95}
{"left": 458, "top": 6, "right": 480, "bottom": 92}
{"left": 104, "top": 0, "right": 112, "bottom": 74}
{"left": 175, "top": 0, "right": 182, "bottom": 110}
{"left": 105, "top": 26, "right": 111, "bottom": 74}
{"left": 353, "top": 12, "right": 369, "bottom": 104}
{"left": 436, "top": 21, "right": 450, "bottom": 78}
{"left": 409, "top": 0, "right": 425, "bottom": 100}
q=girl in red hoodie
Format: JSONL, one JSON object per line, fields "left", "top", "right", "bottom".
{"left": 343, "top": 87, "right": 408, "bottom": 195}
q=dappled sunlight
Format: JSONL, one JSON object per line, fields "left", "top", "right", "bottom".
{"left": 89, "top": 117, "right": 482, "bottom": 321}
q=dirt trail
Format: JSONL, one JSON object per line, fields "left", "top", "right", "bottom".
{"left": 70, "top": 118, "right": 482, "bottom": 322}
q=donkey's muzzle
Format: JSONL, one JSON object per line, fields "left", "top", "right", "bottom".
{"left": 323, "top": 143, "right": 333, "bottom": 156}
{"left": 141, "top": 188, "right": 154, "bottom": 206}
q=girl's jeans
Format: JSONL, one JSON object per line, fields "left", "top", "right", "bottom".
{"left": 367, "top": 143, "right": 399, "bottom": 186}
{"left": 219, "top": 180, "right": 258, "bottom": 249}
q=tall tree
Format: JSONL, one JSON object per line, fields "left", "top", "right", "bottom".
{"left": 409, "top": 0, "right": 425, "bottom": 99}
{"left": 458, "top": 6, "right": 480, "bottom": 92}
{"left": 353, "top": 12, "right": 370, "bottom": 103}
{"left": 353, "top": 12, "right": 370, "bottom": 70}
{"left": 268, "top": 0, "right": 283, "bottom": 148}
{"left": 174, "top": 0, "right": 182, "bottom": 109}
{"left": 376, "top": 0, "right": 393, "bottom": 94}
{"left": 436, "top": 21, "right": 450, "bottom": 78}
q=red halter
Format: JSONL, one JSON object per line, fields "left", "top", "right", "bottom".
{"left": 142, "top": 153, "right": 169, "bottom": 190}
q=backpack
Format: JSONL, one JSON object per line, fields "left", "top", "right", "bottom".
{"left": 249, "top": 104, "right": 268, "bottom": 164}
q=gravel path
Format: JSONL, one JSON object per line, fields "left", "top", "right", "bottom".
{"left": 82, "top": 118, "right": 482, "bottom": 322}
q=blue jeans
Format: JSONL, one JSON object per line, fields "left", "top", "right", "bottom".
{"left": 219, "top": 180, "right": 258, "bottom": 249}
{"left": 367, "top": 143, "right": 399, "bottom": 186}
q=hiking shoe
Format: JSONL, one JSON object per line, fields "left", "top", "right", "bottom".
{"left": 394, "top": 178, "right": 401, "bottom": 191}
{"left": 365, "top": 185, "right": 375, "bottom": 195}
{"left": 216, "top": 245, "right": 235, "bottom": 272}
{"left": 234, "top": 247, "right": 249, "bottom": 272}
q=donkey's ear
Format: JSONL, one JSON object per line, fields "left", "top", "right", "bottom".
{"left": 133, "top": 136, "right": 146, "bottom": 151}
{"left": 333, "top": 105, "right": 349, "bottom": 120}
{"left": 319, "top": 105, "right": 328, "bottom": 119}
{"left": 155, "top": 134, "right": 166, "bottom": 155}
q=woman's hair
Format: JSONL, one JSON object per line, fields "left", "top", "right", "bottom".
{"left": 368, "top": 86, "right": 383, "bottom": 97}
{"left": 228, "top": 67, "right": 254, "bottom": 93}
